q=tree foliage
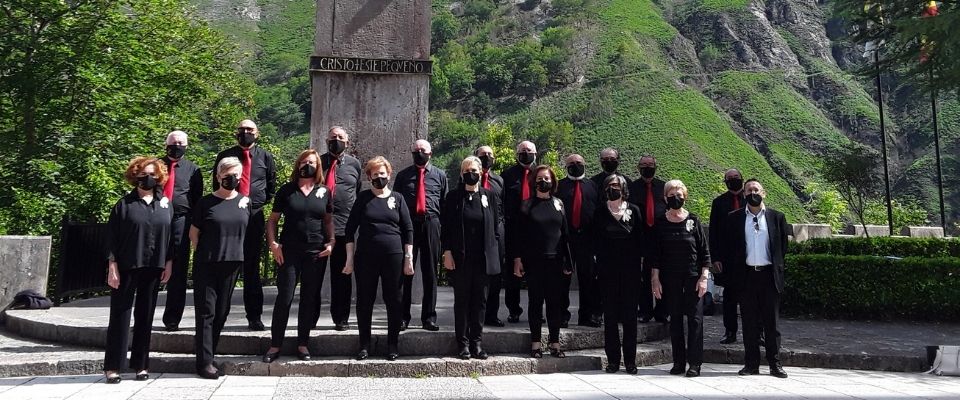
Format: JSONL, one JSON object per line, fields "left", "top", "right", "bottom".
{"left": 821, "top": 144, "right": 883, "bottom": 236}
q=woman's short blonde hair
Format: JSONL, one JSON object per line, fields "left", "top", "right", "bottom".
{"left": 364, "top": 156, "right": 392, "bottom": 177}
{"left": 123, "top": 156, "right": 168, "bottom": 187}
{"left": 217, "top": 157, "right": 242, "bottom": 177}
{"left": 460, "top": 156, "right": 481, "bottom": 172}
{"left": 663, "top": 179, "right": 689, "bottom": 198}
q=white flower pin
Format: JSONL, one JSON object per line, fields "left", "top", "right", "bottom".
{"left": 239, "top": 197, "right": 250, "bottom": 209}
{"left": 387, "top": 197, "right": 396, "bottom": 210}
{"left": 685, "top": 219, "right": 694, "bottom": 232}
{"left": 316, "top": 187, "right": 327, "bottom": 199}
{"left": 158, "top": 197, "right": 169, "bottom": 209}
{"left": 623, "top": 208, "right": 632, "bottom": 222}
{"left": 481, "top": 194, "right": 489, "bottom": 208}
{"left": 553, "top": 198, "right": 563, "bottom": 212}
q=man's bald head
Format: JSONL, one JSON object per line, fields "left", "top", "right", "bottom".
{"left": 475, "top": 146, "right": 494, "bottom": 157}
{"left": 565, "top": 154, "right": 585, "bottom": 165}
{"left": 724, "top": 169, "right": 742, "bottom": 181}
{"left": 516, "top": 141, "right": 537, "bottom": 154}
{"left": 328, "top": 126, "right": 348, "bottom": 141}
{"left": 599, "top": 148, "right": 620, "bottom": 160}
{"left": 412, "top": 139, "right": 433, "bottom": 154}
{"left": 166, "top": 130, "right": 188, "bottom": 146}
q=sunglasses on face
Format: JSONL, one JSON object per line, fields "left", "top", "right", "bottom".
{"left": 753, "top": 216, "right": 760, "bottom": 232}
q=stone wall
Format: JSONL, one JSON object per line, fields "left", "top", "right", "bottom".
{"left": 0, "top": 236, "right": 52, "bottom": 314}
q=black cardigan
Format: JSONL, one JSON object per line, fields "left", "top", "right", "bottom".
{"left": 441, "top": 187, "right": 503, "bottom": 275}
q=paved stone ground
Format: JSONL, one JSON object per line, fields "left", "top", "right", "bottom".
{"left": 2, "top": 363, "right": 959, "bottom": 399}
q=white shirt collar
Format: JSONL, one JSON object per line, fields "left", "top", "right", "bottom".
{"left": 746, "top": 204, "right": 766, "bottom": 219}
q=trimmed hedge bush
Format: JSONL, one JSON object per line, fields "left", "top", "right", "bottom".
{"left": 782, "top": 254, "right": 960, "bottom": 321}
{"left": 789, "top": 237, "right": 960, "bottom": 258}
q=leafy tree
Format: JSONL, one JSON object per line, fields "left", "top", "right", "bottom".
{"left": 822, "top": 144, "right": 883, "bottom": 237}
{"left": 431, "top": 8, "right": 461, "bottom": 52}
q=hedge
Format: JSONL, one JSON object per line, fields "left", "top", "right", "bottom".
{"left": 789, "top": 237, "right": 960, "bottom": 258}
{"left": 782, "top": 254, "right": 960, "bottom": 321}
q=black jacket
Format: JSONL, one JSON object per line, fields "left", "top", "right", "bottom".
{"left": 441, "top": 187, "right": 504, "bottom": 275}
{"left": 720, "top": 207, "right": 789, "bottom": 293}
{"left": 628, "top": 177, "right": 666, "bottom": 230}
{"left": 709, "top": 191, "right": 744, "bottom": 285}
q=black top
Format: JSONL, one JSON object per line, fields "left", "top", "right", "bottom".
{"left": 647, "top": 213, "right": 711, "bottom": 277}
{"left": 462, "top": 194, "right": 485, "bottom": 256}
{"left": 592, "top": 202, "right": 646, "bottom": 268}
{"left": 320, "top": 152, "right": 363, "bottom": 236}
{"left": 510, "top": 197, "right": 573, "bottom": 272}
{"left": 162, "top": 156, "right": 203, "bottom": 217}
{"left": 345, "top": 190, "right": 414, "bottom": 255}
{"left": 192, "top": 194, "right": 251, "bottom": 263}
{"left": 556, "top": 178, "right": 600, "bottom": 235}
{"left": 480, "top": 169, "right": 504, "bottom": 198}
{"left": 720, "top": 207, "right": 789, "bottom": 293}
{"left": 590, "top": 172, "right": 633, "bottom": 200}
{"left": 709, "top": 191, "right": 745, "bottom": 284}
{"left": 212, "top": 145, "right": 277, "bottom": 209}
{"left": 441, "top": 187, "right": 503, "bottom": 275}
{"left": 628, "top": 177, "right": 666, "bottom": 229}
{"left": 501, "top": 163, "right": 534, "bottom": 224}
{"left": 273, "top": 182, "right": 332, "bottom": 248}
{"left": 394, "top": 163, "right": 448, "bottom": 220}
{"left": 106, "top": 190, "right": 174, "bottom": 270}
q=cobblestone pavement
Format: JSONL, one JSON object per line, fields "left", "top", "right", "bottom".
{"left": 1, "top": 363, "right": 958, "bottom": 399}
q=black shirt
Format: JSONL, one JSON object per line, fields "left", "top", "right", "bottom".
{"left": 628, "top": 177, "right": 666, "bottom": 228}
{"left": 345, "top": 190, "right": 414, "bottom": 255}
{"left": 591, "top": 172, "right": 633, "bottom": 200}
{"left": 480, "top": 169, "right": 504, "bottom": 198}
{"left": 461, "top": 191, "right": 486, "bottom": 256}
{"left": 593, "top": 202, "right": 646, "bottom": 265}
{"left": 511, "top": 196, "right": 568, "bottom": 260}
{"left": 394, "top": 163, "right": 448, "bottom": 220}
{"left": 648, "top": 213, "right": 711, "bottom": 277}
{"left": 162, "top": 156, "right": 203, "bottom": 217}
{"left": 106, "top": 190, "right": 174, "bottom": 270}
{"left": 501, "top": 163, "right": 535, "bottom": 224}
{"left": 320, "top": 152, "right": 363, "bottom": 236}
{"left": 273, "top": 182, "right": 332, "bottom": 248}
{"left": 212, "top": 145, "right": 277, "bottom": 209}
{"left": 192, "top": 194, "right": 251, "bottom": 263}
{"left": 709, "top": 191, "right": 744, "bottom": 261}
{"left": 556, "top": 177, "right": 600, "bottom": 235}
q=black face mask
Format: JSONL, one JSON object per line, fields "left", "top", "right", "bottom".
{"left": 746, "top": 193, "right": 763, "bottom": 207}
{"left": 166, "top": 145, "right": 186, "bottom": 160}
{"left": 137, "top": 175, "right": 157, "bottom": 191}
{"left": 221, "top": 175, "right": 239, "bottom": 191}
{"left": 462, "top": 172, "right": 480, "bottom": 186}
{"left": 566, "top": 164, "right": 585, "bottom": 178}
{"left": 479, "top": 155, "right": 494, "bottom": 170}
{"left": 725, "top": 178, "right": 744, "bottom": 192}
{"left": 412, "top": 151, "right": 430, "bottom": 167}
{"left": 237, "top": 132, "right": 256, "bottom": 147}
{"left": 601, "top": 160, "right": 619, "bottom": 174}
{"left": 666, "top": 195, "right": 685, "bottom": 210}
{"left": 299, "top": 164, "right": 317, "bottom": 178}
{"left": 371, "top": 176, "right": 388, "bottom": 189}
{"left": 327, "top": 139, "right": 346, "bottom": 155}
{"left": 606, "top": 188, "right": 622, "bottom": 201}
{"left": 517, "top": 152, "right": 535, "bottom": 165}
{"left": 536, "top": 180, "right": 552, "bottom": 193}
{"left": 640, "top": 167, "right": 656, "bottom": 179}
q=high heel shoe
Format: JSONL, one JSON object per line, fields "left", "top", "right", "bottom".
{"left": 685, "top": 365, "right": 701, "bottom": 377}
{"left": 262, "top": 350, "right": 280, "bottom": 363}
{"left": 297, "top": 348, "right": 311, "bottom": 361}
{"left": 548, "top": 346, "right": 566, "bottom": 358}
{"left": 530, "top": 347, "right": 543, "bottom": 358}
{"left": 104, "top": 372, "right": 121, "bottom": 384}
{"left": 605, "top": 364, "right": 619, "bottom": 373}
{"left": 669, "top": 364, "right": 685, "bottom": 375}
{"left": 135, "top": 371, "right": 149, "bottom": 381}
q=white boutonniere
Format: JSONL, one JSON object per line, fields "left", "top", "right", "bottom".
{"left": 239, "top": 197, "right": 250, "bottom": 209}
{"left": 316, "top": 187, "right": 327, "bottom": 199}
{"left": 387, "top": 196, "right": 396, "bottom": 210}
{"left": 623, "top": 208, "right": 632, "bottom": 222}
{"left": 481, "top": 194, "right": 489, "bottom": 208}
{"left": 553, "top": 198, "right": 563, "bottom": 212}
{"left": 685, "top": 219, "right": 695, "bottom": 232}
{"left": 158, "top": 197, "right": 169, "bottom": 209}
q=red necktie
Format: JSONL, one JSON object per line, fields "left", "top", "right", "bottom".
{"left": 482, "top": 170, "right": 491, "bottom": 189}
{"left": 325, "top": 158, "right": 338, "bottom": 198}
{"left": 645, "top": 181, "right": 654, "bottom": 227}
{"left": 163, "top": 160, "right": 176, "bottom": 200}
{"left": 239, "top": 148, "right": 251, "bottom": 196}
{"left": 732, "top": 194, "right": 740, "bottom": 211}
{"left": 521, "top": 168, "right": 530, "bottom": 201}
{"left": 416, "top": 167, "right": 427, "bottom": 216}
{"left": 572, "top": 180, "right": 582, "bottom": 229}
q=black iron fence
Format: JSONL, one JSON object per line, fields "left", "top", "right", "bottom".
{"left": 55, "top": 218, "right": 110, "bottom": 303}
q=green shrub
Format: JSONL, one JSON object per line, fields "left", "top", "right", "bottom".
{"left": 790, "top": 237, "right": 960, "bottom": 258}
{"left": 783, "top": 255, "right": 960, "bottom": 321}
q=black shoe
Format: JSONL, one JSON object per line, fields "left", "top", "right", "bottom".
{"left": 507, "top": 314, "right": 521, "bottom": 323}
{"left": 770, "top": 363, "right": 788, "bottom": 378}
{"left": 605, "top": 364, "right": 619, "bottom": 373}
{"left": 560, "top": 320, "right": 569, "bottom": 328}
{"left": 297, "top": 349, "right": 311, "bottom": 361}
{"left": 164, "top": 323, "right": 179, "bottom": 332}
{"left": 248, "top": 319, "right": 265, "bottom": 331}
{"left": 685, "top": 365, "right": 701, "bottom": 377}
{"left": 105, "top": 373, "right": 121, "bottom": 384}
{"left": 356, "top": 349, "right": 369, "bottom": 360}
{"left": 470, "top": 344, "right": 488, "bottom": 360}
{"left": 626, "top": 365, "right": 638, "bottom": 374}
{"left": 422, "top": 321, "right": 440, "bottom": 331}
{"left": 335, "top": 321, "right": 349, "bottom": 331}
{"left": 669, "top": 365, "right": 685, "bottom": 375}
{"left": 135, "top": 372, "right": 149, "bottom": 381}
{"left": 719, "top": 332, "right": 737, "bottom": 344}
{"left": 458, "top": 347, "right": 471, "bottom": 360}
{"left": 400, "top": 320, "right": 409, "bottom": 331}
{"left": 530, "top": 347, "right": 543, "bottom": 358}
{"left": 386, "top": 345, "right": 399, "bottom": 361}
{"left": 197, "top": 364, "right": 219, "bottom": 380}
{"left": 738, "top": 366, "right": 760, "bottom": 376}
{"left": 578, "top": 319, "right": 601, "bottom": 328}
{"left": 548, "top": 346, "right": 566, "bottom": 358}
{"left": 262, "top": 350, "right": 280, "bottom": 363}
{"left": 485, "top": 318, "right": 505, "bottom": 327}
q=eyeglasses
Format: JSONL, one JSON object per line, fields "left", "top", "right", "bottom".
{"left": 753, "top": 216, "right": 760, "bottom": 232}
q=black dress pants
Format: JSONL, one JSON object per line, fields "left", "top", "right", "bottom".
{"left": 162, "top": 214, "right": 191, "bottom": 328}
{"left": 241, "top": 208, "right": 265, "bottom": 322}
{"left": 104, "top": 267, "right": 163, "bottom": 371}
{"left": 571, "top": 234, "right": 600, "bottom": 323}
{"left": 325, "top": 236, "right": 353, "bottom": 325}
{"left": 742, "top": 267, "right": 781, "bottom": 367}
{"left": 270, "top": 246, "right": 326, "bottom": 347}
{"left": 452, "top": 256, "right": 489, "bottom": 349}
{"left": 356, "top": 253, "right": 404, "bottom": 348}
{"left": 661, "top": 271, "right": 704, "bottom": 368}
{"left": 402, "top": 218, "right": 440, "bottom": 325}
{"left": 193, "top": 261, "right": 241, "bottom": 370}
{"left": 486, "top": 260, "right": 522, "bottom": 321}
{"left": 721, "top": 282, "right": 742, "bottom": 335}
{"left": 525, "top": 255, "right": 564, "bottom": 343}
{"left": 600, "top": 262, "right": 640, "bottom": 368}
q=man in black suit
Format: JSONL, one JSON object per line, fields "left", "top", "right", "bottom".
{"left": 628, "top": 154, "right": 667, "bottom": 323}
{"left": 720, "top": 178, "right": 789, "bottom": 378}
{"left": 709, "top": 169, "right": 745, "bottom": 344}
{"left": 493, "top": 141, "right": 537, "bottom": 324}
{"left": 557, "top": 154, "right": 601, "bottom": 327}
{"left": 475, "top": 146, "right": 507, "bottom": 327}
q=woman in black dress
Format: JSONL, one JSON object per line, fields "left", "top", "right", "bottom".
{"left": 649, "top": 179, "right": 711, "bottom": 377}
{"left": 263, "top": 149, "right": 335, "bottom": 363}
{"left": 103, "top": 157, "right": 174, "bottom": 383}
{"left": 190, "top": 156, "right": 251, "bottom": 379}
{"left": 593, "top": 174, "right": 645, "bottom": 374}
{"left": 510, "top": 165, "right": 573, "bottom": 358}
{"left": 442, "top": 156, "right": 503, "bottom": 360}
{"left": 343, "top": 156, "right": 415, "bottom": 361}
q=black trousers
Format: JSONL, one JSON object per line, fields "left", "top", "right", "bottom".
{"left": 402, "top": 218, "right": 440, "bottom": 325}
{"left": 571, "top": 235, "right": 600, "bottom": 323}
{"left": 525, "top": 255, "right": 565, "bottom": 343}
{"left": 356, "top": 252, "right": 403, "bottom": 348}
{"left": 662, "top": 271, "right": 704, "bottom": 367}
{"left": 485, "top": 260, "right": 522, "bottom": 321}
{"left": 104, "top": 267, "right": 163, "bottom": 371}
{"left": 241, "top": 208, "right": 265, "bottom": 322}
{"left": 452, "top": 256, "right": 489, "bottom": 349}
{"left": 600, "top": 262, "right": 640, "bottom": 368}
{"left": 742, "top": 267, "right": 781, "bottom": 367}
{"left": 193, "top": 261, "right": 241, "bottom": 370}
{"left": 325, "top": 236, "right": 353, "bottom": 325}
{"left": 721, "top": 282, "right": 742, "bottom": 335}
{"left": 640, "top": 258, "right": 667, "bottom": 320}
{"left": 162, "top": 214, "right": 191, "bottom": 328}
{"left": 270, "top": 247, "right": 326, "bottom": 347}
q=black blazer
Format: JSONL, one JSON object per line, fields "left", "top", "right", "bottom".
{"left": 720, "top": 207, "right": 789, "bottom": 293}
{"left": 441, "top": 187, "right": 503, "bottom": 275}
{"left": 709, "top": 191, "right": 744, "bottom": 286}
